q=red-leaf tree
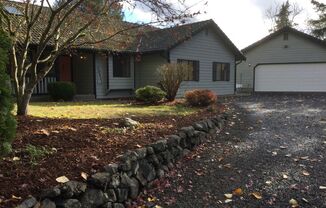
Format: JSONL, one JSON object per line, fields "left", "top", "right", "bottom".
{"left": 0, "top": 0, "right": 199, "bottom": 115}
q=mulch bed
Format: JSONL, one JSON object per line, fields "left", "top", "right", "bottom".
{"left": 0, "top": 107, "right": 220, "bottom": 208}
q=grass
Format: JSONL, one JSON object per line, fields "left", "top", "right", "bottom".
{"left": 24, "top": 101, "right": 197, "bottom": 119}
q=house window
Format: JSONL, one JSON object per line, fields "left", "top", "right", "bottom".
{"left": 177, "top": 59, "right": 199, "bottom": 81}
{"left": 283, "top": 33, "right": 289, "bottom": 40}
{"left": 113, "top": 54, "right": 130, "bottom": 77}
{"left": 213, "top": 62, "right": 230, "bottom": 81}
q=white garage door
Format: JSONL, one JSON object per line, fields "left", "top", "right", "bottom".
{"left": 255, "top": 63, "right": 326, "bottom": 92}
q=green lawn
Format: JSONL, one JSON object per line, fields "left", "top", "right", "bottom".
{"left": 25, "top": 101, "right": 197, "bottom": 119}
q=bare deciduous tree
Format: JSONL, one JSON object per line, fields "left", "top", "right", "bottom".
{"left": 265, "top": 0, "right": 303, "bottom": 32}
{"left": 158, "top": 63, "right": 191, "bottom": 101}
{"left": 0, "top": 0, "right": 199, "bottom": 115}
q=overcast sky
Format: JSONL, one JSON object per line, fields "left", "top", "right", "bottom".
{"left": 124, "top": 0, "right": 324, "bottom": 49}
{"left": 12, "top": 0, "right": 325, "bottom": 49}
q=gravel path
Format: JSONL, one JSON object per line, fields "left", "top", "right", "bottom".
{"left": 143, "top": 94, "right": 326, "bottom": 208}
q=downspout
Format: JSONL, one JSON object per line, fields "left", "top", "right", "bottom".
{"left": 93, "top": 53, "right": 97, "bottom": 99}
{"left": 235, "top": 59, "right": 243, "bottom": 94}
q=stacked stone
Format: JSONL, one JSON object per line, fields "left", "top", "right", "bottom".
{"left": 17, "top": 113, "right": 228, "bottom": 208}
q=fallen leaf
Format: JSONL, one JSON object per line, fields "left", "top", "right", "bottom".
{"left": 302, "top": 198, "right": 309, "bottom": 203}
{"left": 12, "top": 157, "right": 20, "bottom": 161}
{"left": 300, "top": 156, "right": 309, "bottom": 160}
{"left": 302, "top": 170, "right": 310, "bottom": 176}
{"left": 51, "top": 130, "right": 60, "bottom": 134}
{"left": 81, "top": 172, "right": 88, "bottom": 180}
{"left": 265, "top": 181, "right": 272, "bottom": 185}
{"left": 224, "top": 199, "right": 233, "bottom": 203}
{"left": 289, "top": 198, "right": 299, "bottom": 207}
{"left": 224, "top": 193, "right": 233, "bottom": 199}
{"left": 11, "top": 195, "right": 22, "bottom": 200}
{"left": 40, "top": 129, "right": 50, "bottom": 136}
{"left": 251, "top": 192, "right": 262, "bottom": 200}
{"left": 177, "top": 186, "right": 184, "bottom": 193}
{"left": 147, "top": 197, "right": 157, "bottom": 202}
{"left": 56, "top": 176, "right": 69, "bottom": 183}
{"left": 232, "top": 188, "right": 243, "bottom": 196}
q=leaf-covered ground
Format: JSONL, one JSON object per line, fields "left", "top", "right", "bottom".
{"left": 0, "top": 107, "right": 218, "bottom": 208}
{"left": 138, "top": 94, "right": 326, "bottom": 208}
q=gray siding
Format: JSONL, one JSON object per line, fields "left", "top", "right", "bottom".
{"left": 170, "top": 28, "right": 236, "bottom": 96}
{"left": 135, "top": 53, "right": 167, "bottom": 89}
{"left": 108, "top": 55, "right": 135, "bottom": 90}
{"left": 237, "top": 32, "right": 326, "bottom": 89}
{"left": 72, "top": 53, "right": 94, "bottom": 95}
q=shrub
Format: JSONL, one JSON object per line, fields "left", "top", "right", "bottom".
{"left": 158, "top": 63, "right": 191, "bottom": 101}
{"left": 48, "top": 81, "right": 76, "bottom": 101}
{"left": 135, "top": 85, "right": 166, "bottom": 104}
{"left": 185, "top": 89, "right": 218, "bottom": 107}
{"left": 0, "top": 31, "right": 16, "bottom": 155}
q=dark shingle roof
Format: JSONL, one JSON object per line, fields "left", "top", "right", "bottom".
{"left": 2, "top": 1, "right": 244, "bottom": 60}
{"left": 132, "top": 19, "right": 245, "bottom": 60}
{"left": 242, "top": 26, "right": 326, "bottom": 53}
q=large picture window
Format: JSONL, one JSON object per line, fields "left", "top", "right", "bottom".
{"left": 213, "top": 62, "right": 230, "bottom": 81}
{"left": 113, "top": 54, "right": 130, "bottom": 78}
{"left": 177, "top": 59, "right": 199, "bottom": 81}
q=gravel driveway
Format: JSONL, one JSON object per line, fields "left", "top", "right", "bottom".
{"left": 142, "top": 94, "right": 326, "bottom": 208}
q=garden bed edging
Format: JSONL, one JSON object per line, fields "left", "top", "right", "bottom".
{"left": 17, "top": 113, "right": 228, "bottom": 208}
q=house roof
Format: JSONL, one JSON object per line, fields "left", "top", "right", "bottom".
{"left": 130, "top": 19, "right": 245, "bottom": 60}
{"left": 242, "top": 26, "right": 326, "bottom": 53}
{"left": 2, "top": 1, "right": 244, "bottom": 60}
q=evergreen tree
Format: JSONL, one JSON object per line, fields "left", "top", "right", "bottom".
{"left": 0, "top": 30, "right": 16, "bottom": 155}
{"left": 275, "top": 1, "right": 292, "bottom": 30}
{"left": 309, "top": 0, "right": 326, "bottom": 40}
{"left": 266, "top": 0, "right": 301, "bottom": 32}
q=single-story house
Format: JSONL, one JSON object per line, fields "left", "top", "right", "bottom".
{"left": 4, "top": 2, "right": 245, "bottom": 99}
{"left": 237, "top": 26, "right": 326, "bottom": 92}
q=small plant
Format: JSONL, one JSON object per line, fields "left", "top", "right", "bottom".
{"left": 100, "top": 127, "right": 127, "bottom": 134}
{"left": 135, "top": 85, "right": 166, "bottom": 104}
{"left": 25, "top": 144, "right": 53, "bottom": 165}
{"left": 185, "top": 89, "right": 218, "bottom": 107}
{"left": 48, "top": 81, "right": 76, "bottom": 101}
{"left": 158, "top": 63, "right": 190, "bottom": 101}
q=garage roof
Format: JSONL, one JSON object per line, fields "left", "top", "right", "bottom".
{"left": 242, "top": 27, "right": 326, "bottom": 53}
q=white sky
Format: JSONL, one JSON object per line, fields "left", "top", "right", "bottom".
{"left": 124, "top": 0, "right": 326, "bottom": 49}
{"left": 12, "top": 0, "right": 326, "bottom": 49}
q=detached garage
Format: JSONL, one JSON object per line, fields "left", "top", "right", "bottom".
{"left": 237, "top": 27, "right": 326, "bottom": 92}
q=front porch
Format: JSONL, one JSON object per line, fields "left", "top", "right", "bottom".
{"left": 32, "top": 51, "right": 142, "bottom": 100}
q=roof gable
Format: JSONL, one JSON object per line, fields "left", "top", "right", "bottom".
{"left": 242, "top": 27, "right": 326, "bottom": 53}
{"left": 134, "top": 19, "right": 245, "bottom": 60}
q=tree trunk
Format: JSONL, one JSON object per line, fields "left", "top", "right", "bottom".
{"left": 16, "top": 91, "right": 32, "bottom": 116}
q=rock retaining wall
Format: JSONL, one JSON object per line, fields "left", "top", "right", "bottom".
{"left": 17, "top": 113, "right": 228, "bottom": 208}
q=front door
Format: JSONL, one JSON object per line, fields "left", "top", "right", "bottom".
{"left": 57, "top": 56, "right": 72, "bottom": 81}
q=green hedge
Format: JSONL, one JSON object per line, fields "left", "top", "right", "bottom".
{"left": 135, "top": 85, "right": 166, "bottom": 104}
{"left": 0, "top": 31, "right": 16, "bottom": 155}
{"left": 48, "top": 81, "right": 76, "bottom": 101}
